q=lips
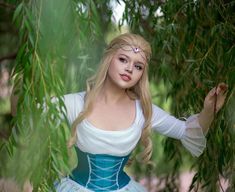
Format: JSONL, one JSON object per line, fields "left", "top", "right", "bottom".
{"left": 120, "top": 74, "right": 131, "bottom": 81}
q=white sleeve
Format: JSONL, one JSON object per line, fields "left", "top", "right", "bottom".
{"left": 38, "top": 92, "right": 85, "bottom": 126}
{"left": 152, "top": 104, "right": 206, "bottom": 157}
{"left": 63, "top": 92, "right": 85, "bottom": 125}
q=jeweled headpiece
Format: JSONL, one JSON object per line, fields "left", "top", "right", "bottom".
{"left": 107, "top": 43, "right": 150, "bottom": 62}
{"left": 133, "top": 47, "right": 140, "bottom": 53}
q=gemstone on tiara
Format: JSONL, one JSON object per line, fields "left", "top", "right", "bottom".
{"left": 133, "top": 47, "right": 140, "bottom": 53}
{"left": 108, "top": 43, "right": 150, "bottom": 61}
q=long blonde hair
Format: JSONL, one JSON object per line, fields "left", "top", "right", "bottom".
{"left": 68, "top": 33, "right": 153, "bottom": 163}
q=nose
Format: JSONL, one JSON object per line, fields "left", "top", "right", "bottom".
{"left": 125, "top": 63, "right": 133, "bottom": 73}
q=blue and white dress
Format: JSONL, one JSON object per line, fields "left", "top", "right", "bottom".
{"left": 55, "top": 92, "right": 206, "bottom": 192}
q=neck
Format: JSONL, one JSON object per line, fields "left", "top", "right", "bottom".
{"left": 98, "top": 78, "right": 128, "bottom": 104}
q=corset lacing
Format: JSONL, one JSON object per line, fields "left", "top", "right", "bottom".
{"left": 70, "top": 147, "right": 130, "bottom": 192}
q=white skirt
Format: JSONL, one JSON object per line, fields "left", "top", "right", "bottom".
{"left": 55, "top": 177, "right": 147, "bottom": 192}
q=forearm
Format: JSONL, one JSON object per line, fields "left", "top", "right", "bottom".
{"left": 10, "top": 74, "right": 23, "bottom": 116}
{"left": 198, "top": 108, "right": 214, "bottom": 134}
{"left": 198, "top": 83, "right": 228, "bottom": 133}
{"left": 10, "top": 91, "right": 18, "bottom": 116}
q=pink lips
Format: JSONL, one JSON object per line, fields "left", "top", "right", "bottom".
{"left": 120, "top": 74, "right": 131, "bottom": 81}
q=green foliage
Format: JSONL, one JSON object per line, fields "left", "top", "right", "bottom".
{"left": 2, "top": 1, "right": 70, "bottom": 190}
{"left": 1, "top": 0, "right": 235, "bottom": 191}
{"left": 123, "top": 0, "right": 235, "bottom": 191}
{"left": 1, "top": 0, "right": 114, "bottom": 190}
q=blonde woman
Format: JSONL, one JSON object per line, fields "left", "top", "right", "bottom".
{"left": 9, "top": 33, "right": 226, "bottom": 192}
{"left": 52, "top": 33, "right": 228, "bottom": 192}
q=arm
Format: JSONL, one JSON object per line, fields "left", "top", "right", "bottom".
{"left": 151, "top": 82, "right": 228, "bottom": 136}
{"left": 151, "top": 83, "right": 228, "bottom": 157}
{"left": 198, "top": 82, "right": 228, "bottom": 133}
{"left": 10, "top": 75, "right": 85, "bottom": 123}
{"left": 10, "top": 73, "right": 23, "bottom": 116}
{"left": 10, "top": 80, "right": 22, "bottom": 117}
{"left": 151, "top": 104, "right": 206, "bottom": 157}
{"left": 10, "top": 86, "right": 19, "bottom": 116}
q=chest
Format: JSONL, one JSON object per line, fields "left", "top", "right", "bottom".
{"left": 86, "top": 101, "right": 136, "bottom": 131}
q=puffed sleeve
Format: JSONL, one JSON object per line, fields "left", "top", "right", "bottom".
{"left": 152, "top": 104, "right": 206, "bottom": 157}
{"left": 63, "top": 92, "right": 85, "bottom": 125}
{"left": 38, "top": 92, "right": 85, "bottom": 126}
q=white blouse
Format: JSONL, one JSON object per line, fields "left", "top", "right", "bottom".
{"left": 63, "top": 92, "right": 206, "bottom": 157}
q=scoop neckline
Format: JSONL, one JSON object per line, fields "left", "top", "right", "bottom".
{"left": 83, "top": 99, "right": 139, "bottom": 133}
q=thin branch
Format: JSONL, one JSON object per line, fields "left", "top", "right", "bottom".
{"left": 0, "top": 2, "right": 16, "bottom": 9}
{"left": 140, "top": 17, "right": 155, "bottom": 36}
{"left": 0, "top": 28, "right": 18, "bottom": 34}
{"left": 0, "top": 52, "right": 17, "bottom": 63}
{"left": 0, "top": 130, "right": 10, "bottom": 140}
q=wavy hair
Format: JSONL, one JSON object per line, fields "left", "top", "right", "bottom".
{"left": 68, "top": 33, "right": 153, "bottom": 163}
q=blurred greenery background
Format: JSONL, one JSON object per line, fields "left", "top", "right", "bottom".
{"left": 0, "top": 0, "right": 235, "bottom": 191}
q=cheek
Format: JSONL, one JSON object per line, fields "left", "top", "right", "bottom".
{"left": 129, "top": 72, "right": 143, "bottom": 87}
{"left": 108, "top": 63, "right": 114, "bottom": 74}
{"left": 134, "top": 71, "right": 144, "bottom": 82}
{"left": 107, "top": 61, "right": 119, "bottom": 79}
{"left": 108, "top": 59, "right": 123, "bottom": 74}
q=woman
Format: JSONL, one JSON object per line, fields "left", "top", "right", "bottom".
{"left": 53, "top": 33, "right": 228, "bottom": 192}
{"left": 10, "top": 33, "right": 227, "bottom": 191}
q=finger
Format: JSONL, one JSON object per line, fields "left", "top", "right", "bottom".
{"left": 206, "top": 88, "right": 216, "bottom": 101}
{"left": 216, "top": 87, "right": 228, "bottom": 95}
{"left": 209, "top": 87, "right": 216, "bottom": 96}
{"left": 216, "top": 83, "right": 228, "bottom": 94}
{"left": 218, "top": 82, "right": 227, "bottom": 87}
{"left": 219, "top": 83, "right": 228, "bottom": 91}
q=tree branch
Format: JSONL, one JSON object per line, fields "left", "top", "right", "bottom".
{"left": 0, "top": 2, "right": 16, "bottom": 9}
{"left": 0, "top": 52, "right": 17, "bottom": 63}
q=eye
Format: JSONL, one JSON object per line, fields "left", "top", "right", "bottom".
{"left": 119, "top": 57, "right": 128, "bottom": 63}
{"left": 135, "top": 64, "right": 143, "bottom": 71}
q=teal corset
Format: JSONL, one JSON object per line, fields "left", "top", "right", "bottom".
{"left": 70, "top": 147, "right": 131, "bottom": 192}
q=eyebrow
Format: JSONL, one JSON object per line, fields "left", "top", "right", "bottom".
{"left": 118, "top": 53, "right": 145, "bottom": 66}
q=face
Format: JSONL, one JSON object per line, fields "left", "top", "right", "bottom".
{"left": 107, "top": 45, "right": 147, "bottom": 89}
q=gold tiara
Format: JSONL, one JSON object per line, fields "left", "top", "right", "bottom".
{"left": 107, "top": 43, "right": 150, "bottom": 62}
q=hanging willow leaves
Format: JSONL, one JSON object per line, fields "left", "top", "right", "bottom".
{"left": 123, "top": 0, "right": 235, "bottom": 191}
{"left": 2, "top": 1, "right": 69, "bottom": 190}
{"left": 0, "top": 0, "right": 117, "bottom": 190}
{"left": 1, "top": 0, "right": 235, "bottom": 191}
{"left": 1, "top": 0, "right": 109, "bottom": 191}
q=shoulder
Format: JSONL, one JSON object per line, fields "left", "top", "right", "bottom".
{"left": 63, "top": 91, "right": 86, "bottom": 113}
{"left": 63, "top": 91, "right": 85, "bottom": 104}
{"left": 63, "top": 91, "right": 86, "bottom": 124}
{"left": 64, "top": 91, "right": 86, "bottom": 99}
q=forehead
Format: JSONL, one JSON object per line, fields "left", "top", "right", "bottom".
{"left": 115, "top": 45, "right": 147, "bottom": 64}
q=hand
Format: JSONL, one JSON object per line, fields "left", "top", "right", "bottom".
{"left": 203, "top": 82, "right": 228, "bottom": 115}
{"left": 23, "top": 180, "right": 33, "bottom": 192}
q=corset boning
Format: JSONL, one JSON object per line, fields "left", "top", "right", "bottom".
{"left": 70, "top": 147, "right": 131, "bottom": 192}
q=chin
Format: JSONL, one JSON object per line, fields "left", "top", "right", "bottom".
{"left": 117, "top": 82, "right": 136, "bottom": 90}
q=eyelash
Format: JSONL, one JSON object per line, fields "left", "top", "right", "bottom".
{"left": 119, "top": 57, "right": 143, "bottom": 71}
{"left": 119, "top": 57, "right": 128, "bottom": 63}
{"left": 135, "top": 65, "right": 143, "bottom": 70}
